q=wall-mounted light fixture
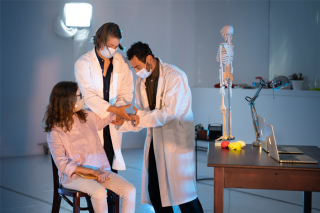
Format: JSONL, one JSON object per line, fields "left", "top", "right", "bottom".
{"left": 64, "top": 3, "right": 92, "bottom": 28}
{"left": 54, "top": 3, "right": 93, "bottom": 68}
{"left": 54, "top": 3, "right": 93, "bottom": 38}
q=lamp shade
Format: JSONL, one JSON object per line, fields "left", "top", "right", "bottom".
{"left": 64, "top": 3, "right": 92, "bottom": 27}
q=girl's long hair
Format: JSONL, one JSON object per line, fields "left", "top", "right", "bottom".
{"left": 43, "top": 81, "right": 87, "bottom": 132}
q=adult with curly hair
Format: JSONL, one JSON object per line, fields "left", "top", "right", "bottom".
{"left": 119, "top": 42, "right": 204, "bottom": 213}
{"left": 44, "top": 81, "right": 138, "bottom": 213}
{"left": 74, "top": 23, "right": 134, "bottom": 180}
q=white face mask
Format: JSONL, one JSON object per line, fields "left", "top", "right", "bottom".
{"left": 136, "top": 62, "right": 152, "bottom": 79}
{"left": 101, "top": 47, "right": 117, "bottom": 58}
{"left": 74, "top": 97, "right": 85, "bottom": 112}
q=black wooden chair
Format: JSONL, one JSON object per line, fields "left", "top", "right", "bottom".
{"left": 51, "top": 157, "right": 119, "bottom": 213}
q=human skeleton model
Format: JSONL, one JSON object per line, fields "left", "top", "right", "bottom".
{"left": 216, "top": 25, "right": 235, "bottom": 141}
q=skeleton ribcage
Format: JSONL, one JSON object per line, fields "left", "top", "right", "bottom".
{"left": 216, "top": 44, "right": 234, "bottom": 66}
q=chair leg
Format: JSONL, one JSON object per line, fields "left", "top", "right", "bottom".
{"left": 56, "top": 195, "right": 62, "bottom": 213}
{"left": 85, "top": 196, "right": 94, "bottom": 213}
{"left": 73, "top": 197, "right": 81, "bottom": 213}
{"left": 51, "top": 191, "right": 60, "bottom": 213}
{"left": 115, "top": 194, "right": 120, "bottom": 213}
{"left": 107, "top": 193, "right": 115, "bottom": 213}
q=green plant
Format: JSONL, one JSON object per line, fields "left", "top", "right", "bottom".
{"left": 292, "top": 73, "right": 304, "bottom": 80}
{"left": 195, "top": 123, "right": 203, "bottom": 132}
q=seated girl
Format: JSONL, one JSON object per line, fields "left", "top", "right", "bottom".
{"left": 43, "top": 81, "right": 137, "bottom": 213}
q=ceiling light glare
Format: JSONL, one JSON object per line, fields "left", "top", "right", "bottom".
{"left": 64, "top": 3, "right": 92, "bottom": 27}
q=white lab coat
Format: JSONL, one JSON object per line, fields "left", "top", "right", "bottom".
{"left": 74, "top": 48, "right": 134, "bottom": 170}
{"left": 118, "top": 58, "right": 197, "bottom": 207}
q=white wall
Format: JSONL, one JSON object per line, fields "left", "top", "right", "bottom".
{"left": 191, "top": 87, "right": 320, "bottom": 147}
{"left": 1, "top": 1, "right": 75, "bottom": 157}
{"left": 269, "top": 0, "right": 320, "bottom": 86}
{"left": 1, "top": 0, "right": 319, "bottom": 157}
{"left": 193, "top": 0, "right": 270, "bottom": 87}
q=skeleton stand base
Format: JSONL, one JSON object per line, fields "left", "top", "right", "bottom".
{"left": 252, "top": 141, "right": 261, "bottom": 147}
{"left": 216, "top": 135, "right": 235, "bottom": 141}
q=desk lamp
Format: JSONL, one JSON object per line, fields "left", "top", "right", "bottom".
{"left": 245, "top": 77, "right": 291, "bottom": 147}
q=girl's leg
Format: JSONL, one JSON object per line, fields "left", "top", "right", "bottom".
{"left": 63, "top": 178, "right": 108, "bottom": 213}
{"left": 101, "top": 172, "right": 136, "bottom": 213}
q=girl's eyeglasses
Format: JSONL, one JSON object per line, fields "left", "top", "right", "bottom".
{"left": 77, "top": 92, "right": 83, "bottom": 99}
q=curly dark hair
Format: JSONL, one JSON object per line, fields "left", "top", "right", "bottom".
{"left": 93, "top": 22, "right": 124, "bottom": 51}
{"left": 126, "top": 41, "right": 154, "bottom": 63}
{"left": 43, "top": 81, "right": 87, "bottom": 132}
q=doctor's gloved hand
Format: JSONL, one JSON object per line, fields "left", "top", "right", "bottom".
{"left": 111, "top": 115, "right": 125, "bottom": 125}
{"left": 133, "top": 106, "right": 139, "bottom": 115}
{"left": 107, "top": 104, "right": 132, "bottom": 121}
{"left": 128, "top": 113, "right": 140, "bottom": 127}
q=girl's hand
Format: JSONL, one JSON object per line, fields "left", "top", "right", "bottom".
{"left": 93, "top": 170, "right": 110, "bottom": 183}
{"left": 111, "top": 115, "right": 125, "bottom": 125}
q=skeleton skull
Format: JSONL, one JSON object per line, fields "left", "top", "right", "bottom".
{"left": 220, "top": 25, "right": 234, "bottom": 43}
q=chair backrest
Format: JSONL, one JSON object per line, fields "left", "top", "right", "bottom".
{"left": 50, "top": 156, "right": 118, "bottom": 213}
{"left": 51, "top": 157, "right": 60, "bottom": 190}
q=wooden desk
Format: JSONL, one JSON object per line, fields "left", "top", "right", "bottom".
{"left": 207, "top": 144, "right": 320, "bottom": 213}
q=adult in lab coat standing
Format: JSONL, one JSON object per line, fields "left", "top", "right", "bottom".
{"left": 75, "top": 23, "right": 133, "bottom": 178}
{"left": 120, "top": 41, "right": 203, "bottom": 213}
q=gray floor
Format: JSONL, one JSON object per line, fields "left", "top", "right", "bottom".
{"left": 0, "top": 148, "right": 319, "bottom": 213}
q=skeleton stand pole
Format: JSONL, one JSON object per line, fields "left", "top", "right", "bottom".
{"left": 227, "top": 78, "right": 231, "bottom": 143}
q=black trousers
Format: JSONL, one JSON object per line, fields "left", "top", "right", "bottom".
{"left": 103, "top": 125, "right": 117, "bottom": 213}
{"left": 148, "top": 140, "right": 204, "bottom": 213}
{"left": 103, "top": 125, "right": 117, "bottom": 173}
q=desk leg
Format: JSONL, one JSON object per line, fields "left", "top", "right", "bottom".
{"left": 214, "top": 167, "right": 224, "bottom": 213}
{"left": 303, "top": 191, "right": 312, "bottom": 213}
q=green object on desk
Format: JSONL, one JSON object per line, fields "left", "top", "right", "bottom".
{"left": 309, "top": 88, "right": 320, "bottom": 91}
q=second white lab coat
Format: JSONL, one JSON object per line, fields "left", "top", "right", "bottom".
{"left": 75, "top": 48, "right": 134, "bottom": 170}
{"left": 118, "top": 58, "right": 197, "bottom": 207}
